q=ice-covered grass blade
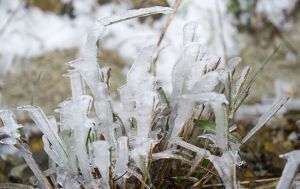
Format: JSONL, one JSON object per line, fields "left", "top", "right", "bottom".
{"left": 241, "top": 96, "right": 289, "bottom": 144}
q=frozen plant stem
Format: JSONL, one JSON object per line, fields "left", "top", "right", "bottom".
{"left": 276, "top": 150, "right": 300, "bottom": 189}
{"left": 15, "top": 142, "right": 52, "bottom": 189}
{"left": 241, "top": 96, "right": 289, "bottom": 144}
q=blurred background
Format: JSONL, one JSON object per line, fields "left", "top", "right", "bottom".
{"left": 0, "top": 0, "right": 300, "bottom": 187}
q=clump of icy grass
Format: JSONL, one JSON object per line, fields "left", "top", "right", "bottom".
{"left": 0, "top": 6, "right": 292, "bottom": 189}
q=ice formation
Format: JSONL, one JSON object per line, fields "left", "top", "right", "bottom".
{"left": 0, "top": 5, "right": 292, "bottom": 189}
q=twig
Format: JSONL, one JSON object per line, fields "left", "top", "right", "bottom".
{"left": 152, "top": 0, "right": 182, "bottom": 76}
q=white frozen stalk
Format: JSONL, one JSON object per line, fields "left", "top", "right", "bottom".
{"left": 42, "top": 136, "right": 64, "bottom": 167}
{"left": 170, "top": 99, "right": 193, "bottom": 138}
{"left": 58, "top": 95, "right": 94, "bottom": 183}
{"left": 131, "top": 138, "right": 153, "bottom": 177}
{"left": 65, "top": 70, "right": 85, "bottom": 100}
{"left": 0, "top": 110, "right": 22, "bottom": 144}
{"left": 183, "top": 22, "right": 200, "bottom": 46}
{"left": 171, "top": 138, "right": 208, "bottom": 156}
{"left": 226, "top": 57, "right": 241, "bottom": 73}
{"left": 100, "top": 7, "right": 173, "bottom": 26}
{"left": 171, "top": 43, "right": 205, "bottom": 102}
{"left": 208, "top": 151, "right": 237, "bottom": 189}
{"left": 276, "top": 150, "right": 300, "bottom": 189}
{"left": 119, "top": 46, "right": 157, "bottom": 138}
{"left": 211, "top": 102, "right": 228, "bottom": 151}
{"left": 185, "top": 92, "right": 229, "bottom": 150}
{"left": 17, "top": 106, "right": 69, "bottom": 170}
{"left": 233, "top": 66, "right": 250, "bottom": 101}
{"left": 16, "top": 143, "right": 52, "bottom": 189}
{"left": 190, "top": 71, "right": 220, "bottom": 94}
{"left": 218, "top": 57, "right": 241, "bottom": 85}
{"left": 241, "top": 96, "right": 289, "bottom": 144}
{"left": 92, "top": 141, "right": 111, "bottom": 189}
{"left": 115, "top": 136, "right": 129, "bottom": 177}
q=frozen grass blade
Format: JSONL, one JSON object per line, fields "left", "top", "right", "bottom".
{"left": 235, "top": 46, "right": 279, "bottom": 111}
{"left": 92, "top": 141, "right": 111, "bottom": 189}
{"left": 0, "top": 110, "right": 21, "bottom": 145}
{"left": 115, "top": 136, "right": 129, "bottom": 177}
{"left": 183, "top": 22, "right": 200, "bottom": 46}
{"left": 17, "top": 106, "right": 70, "bottom": 171}
{"left": 276, "top": 150, "right": 300, "bottom": 189}
{"left": 241, "top": 96, "right": 289, "bottom": 144}
{"left": 65, "top": 70, "right": 85, "bottom": 100}
{"left": 15, "top": 142, "right": 52, "bottom": 189}
{"left": 208, "top": 152, "right": 237, "bottom": 189}
{"left": 100, "top": 7, "right": 173, "bottom": 26}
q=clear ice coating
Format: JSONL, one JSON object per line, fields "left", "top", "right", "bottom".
{"left": 114, "top": 136, "right": 129, "bottom": 177}
{"left": 242, "top": 96, "right": 289, "bottom": 144}
{"left": 0, "top": 6, "right": 292, "bottom": 189}
{"left": 17, "top": 106, "right": 70, "bottom": 172}
{"left": 276, "top": 150, "right": 300, "bottom": 189}
{"left": 92, "top": 141, "right": 111, "bottom": 189}
{"left": 208, "top": 151, "right": 237, "bottom": 189}
{"left": 0, "top": 110, "right": 21, "bottom": 144}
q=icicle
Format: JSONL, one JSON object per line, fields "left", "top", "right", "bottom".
{"left": 92, "top": 141, "right": 111, "bottom": 189}
{"left": 276, "top": 150, "right": 300, "bottom": 189}
{"left": 208, "top": 151, "right": 237, "bottom": 189}
{"left": 241, "top": 96, "right": 289, "bottom": 144}
{"left": 115, "top": 136, "right": 129, "bottom": 177}
{"left": 0, "top": 110, "right": 22, "bottom": 145}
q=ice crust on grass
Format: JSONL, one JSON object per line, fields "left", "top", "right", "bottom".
{"left": 276, "top": 150, "right": 300, "bottom": 189}
{"left": 0, "top": 5, "right": 292, "bottom": 189}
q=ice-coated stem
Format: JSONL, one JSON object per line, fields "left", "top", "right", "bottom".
{"left": 65, "top": 70, "right": 85, "bottom": 100}
{"left": 211, "top": 102, "right": 228, "bottom": 151}
{"left": 208, "top": 152, "right": 237, "bottom": 189}
{"left": 15, "top": 142, "right": 52, "bottom": 189}
{"left": 242, "top": 96, "right": 289, "bottom": 144}
{"left": 92, "top": 141, "right": 111, "bottom": 189}
{"left": 115, "top": 136, "right": 129, "bottom": 177}
{"left": 0, "top": 110, "right": 22, "bottom": 144}
{"left": 17, "top": 106, "right": 69, "bottom": 170}
{"left": 276, "top": 150, "right": 300, "bottom": 189}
